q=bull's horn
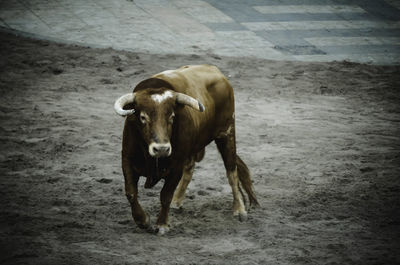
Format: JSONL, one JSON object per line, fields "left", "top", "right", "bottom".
{"left": 114, "top": 93, "right": 136, "bottom": 116}
{"left": 175, "top": 93, "right": 205, "bottom": 112}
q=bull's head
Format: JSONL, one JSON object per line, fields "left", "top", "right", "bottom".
{"left": 114, "top": 78, "right": 205, "bottom": 158}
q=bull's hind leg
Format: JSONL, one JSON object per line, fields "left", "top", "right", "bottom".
{"left": 171, "top": 159, "right": 195, "bottom": 209}
{"left": 215, "top": 128, "right": 247, "bottom": 221}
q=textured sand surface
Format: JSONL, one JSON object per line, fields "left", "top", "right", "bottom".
{"left": 0, "top": 32, "right": 399, "bottom": 265}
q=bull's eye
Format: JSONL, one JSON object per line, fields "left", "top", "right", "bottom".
{"left": 140, "top": 112, "right": 149, "bottom": 124}
{"left": 168, "top": 113, "right": 175, "bottom": 124}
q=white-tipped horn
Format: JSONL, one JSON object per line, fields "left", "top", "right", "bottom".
{"left": 114, "top": 93, "right": 136, "bottom": 116}
{"left": 175, "top": 92, "right": 205, "bottom": 112}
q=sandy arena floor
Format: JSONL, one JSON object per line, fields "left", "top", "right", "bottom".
{"left": 0, "top": 32, "right": 399, "bottom": 265}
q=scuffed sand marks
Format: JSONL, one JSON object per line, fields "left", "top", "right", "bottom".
{"left": 0, "top": 32, "right": 399, "bottom": 265}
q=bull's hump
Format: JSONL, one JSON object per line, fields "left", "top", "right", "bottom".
{"left": 155, "top": 70, "right": 181, "bottom": 87}
{"left": 158, "top": 70, "right": 177, "bottom": 78}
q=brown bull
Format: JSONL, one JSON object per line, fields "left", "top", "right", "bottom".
{"left": 114, "top": 65, "right": 258, "bottom": 235}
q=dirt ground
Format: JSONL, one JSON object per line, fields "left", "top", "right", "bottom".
{"left": 0, "top": 31, "right": 399, "bottom": 265}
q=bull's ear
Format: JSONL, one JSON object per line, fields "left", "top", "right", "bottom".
{"left": 175, "top": 92, "right": 205, "bottom": 112}
{"left": 114, "top": 93, "right": 136, "bottom": 116}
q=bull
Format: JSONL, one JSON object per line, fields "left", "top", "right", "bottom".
{"left": 114, "top": 64, "right": 258, "bottom": 235}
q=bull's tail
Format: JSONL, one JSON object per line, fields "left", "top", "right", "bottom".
{"left": 236, "top": 155, "right": 260, "bottom": 207}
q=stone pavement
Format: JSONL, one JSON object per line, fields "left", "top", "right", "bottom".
{"left": 0, "top": 0, "right": 399, "bottom": 64}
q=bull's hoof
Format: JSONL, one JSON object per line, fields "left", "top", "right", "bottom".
{"left": 171, "top": 197, "right": 184, "bottom": 210}
{"left": 171, "top": 202, "right": 184, "bottom": 213}
{"left": 155, "top": 225, "right": 170, "bottom": 236}
{"left": 233, "top": 210, "right": 248, "bottom": 222}
{"left": 135, "top": 213, "right": 150, "bottom": 229}
{"left": 170, "top": 202, "right": 183, "bottom": 210}
{"left": 137, "top": 222, "right": 150, "bottom": 229}
{"left": 238, "top": 212, "right": 248, "bottom": 222}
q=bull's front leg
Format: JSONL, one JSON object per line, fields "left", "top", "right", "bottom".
{"left": 156, "top": 169, "right": 182, "bottom": 235}
{"left": 122, "top": 156, "right": 150, "bottom": 229}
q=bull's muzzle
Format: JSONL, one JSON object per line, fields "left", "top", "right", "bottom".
{"left": 149, "top": 142, "right": 172, "bottom": 157}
